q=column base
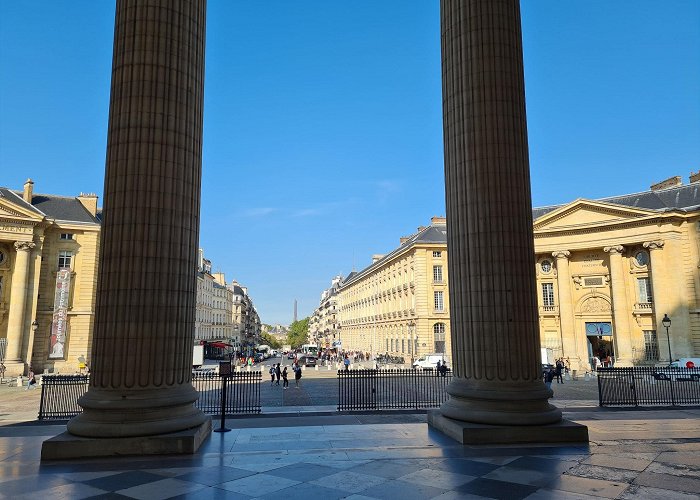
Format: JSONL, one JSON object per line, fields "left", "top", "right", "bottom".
{"left": 428, "top": 410, "right": 588, "bottom": 445}
{"left": 3, "top": 360, "right": 26, "bottom": 377}
{"left": 41, "top": 417, "right": 211, "bottom": 460}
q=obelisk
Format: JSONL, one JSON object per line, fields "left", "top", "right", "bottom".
{"left": 429, "top": 0, "right": 587, "bottom": 443}
{"left": 43, "top": 0, "right": 210, "bottom": 458}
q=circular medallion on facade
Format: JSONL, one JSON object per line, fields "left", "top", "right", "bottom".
{"left": 634, "top": 251, "right": 649, "bottom": 267}
{"left": 541, "top": 260, "right": 552, "bottom": 273}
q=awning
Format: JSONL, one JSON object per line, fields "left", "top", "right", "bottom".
{"left": 207, "top": 342, "right": 232, "bottom": 349}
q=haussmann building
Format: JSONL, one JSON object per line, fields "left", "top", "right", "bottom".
{"left": 338, "top": 175, "right": 700, "bottom": 372}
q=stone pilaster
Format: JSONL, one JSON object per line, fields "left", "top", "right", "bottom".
{"left": 643, "top": 240, "right": 672, "bottom": 361}
{"left": 552, "top": 251, "right": 582, "bottom": 371}
{"left": 604, "top": 245, "right": 634, "bottom": 366}
{"left": 437, "top": 0, "right": 560, "bottom": 426}
{"left": 66, "top": 0, "right": 209, "bottom": 439}
{"left": 5, "top": 241, "right": 35, "bottom": 373}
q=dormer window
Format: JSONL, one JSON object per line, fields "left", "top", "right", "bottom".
{"left": 60, "top": 233, "right": 73, "bottom": 240}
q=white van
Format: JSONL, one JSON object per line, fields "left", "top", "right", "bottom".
{"left": 413, "top": 354, "right": 446, "bottom": 370}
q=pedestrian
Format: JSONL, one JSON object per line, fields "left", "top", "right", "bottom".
{"left": 439, "top": 361, "right": 448, "bottom": 377}
{"left": 294, "top": 363, "right": 302, "bottom": 388}
{"left": 269, "top": 365, "right": 275, "bottom": 386}
{"left": 436, "top": 359, "right": 441, "bottom": 376}
{"left": 544, "top": 366, "right": 555, "bottom": 392}
{"left": 282, "top": 366, "right": 289, "bottom": 389}
{"left": 25, "top": 368, "right": 37, "bottom": 390}
{"left": 275, "top": 363, "right": 281, "bottom": 385}
{"left": 555, "top": 359, "right": 564, "bottom": 384}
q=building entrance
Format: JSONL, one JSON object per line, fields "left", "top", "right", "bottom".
{"left": 586, "top": 322, "right": 615, "bottom": 367}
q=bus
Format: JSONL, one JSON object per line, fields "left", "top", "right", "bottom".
{"left": 301, "top": 344, "right": 318, "bottom": 356}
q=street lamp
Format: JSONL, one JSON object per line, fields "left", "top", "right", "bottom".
{"left": 662, "top": 314, "right": 672, "bottom": 366}
{"left": 408, "top": 320, "right": 416, "bottom": 365}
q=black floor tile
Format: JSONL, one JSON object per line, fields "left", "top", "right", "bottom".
{"left": 439, "top": 458, "right": 500, "bottom": 476}
{"left": 256, "top": 482, "right": 347, "bottom": 500}
{"left": 454, "top": 477, "right": 539, "bottom": 500}
{"left": 174, "top": 466, "right": 255, "bottom": 486}
{"left": 264, "top": 462, "right": 338, "bottom": 482}
{"left": 507, "top": 456, "right": 574, "bottom": 473}
{"left": 361, "top": 478, "right": 447, "bottom": 499}
{"left": 82, "top": 470, "right": 165, "bottom": 491}
{"left": 347, "top": 460, "right": 422, "bottom": 479}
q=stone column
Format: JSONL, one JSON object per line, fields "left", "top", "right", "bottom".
{"left": 552, "top": 251, "right": 582, "bottom": 371}
{"left": 436, "top": 0, "right": 561, "bottom": 427}
{"left": 66, "top": 0, "right": 208, "bottom": 440}
{"left": 604, "top": 245, "right": 634, "bottom": 366}
{"left": 644, "top": 241, "right": 671, "bottom": 361}
{"left": 5, "top": 241, "right": 35, "bottom": 371}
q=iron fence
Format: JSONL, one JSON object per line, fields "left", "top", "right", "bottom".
{"left": 338, "top": 368, "right": 452, "bottom": 411}
{"left": 38, "top": 375, "right": 89, "bottom": 420}
{"left": 38, "top": 371, "right": 262, "bottom": 420}
{"left": 598, "top": 366, "right": 700, "bottom": 407}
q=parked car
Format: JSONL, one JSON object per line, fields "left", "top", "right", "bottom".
{"left": 413, "top": 354, "right": 446, "bottom": 370}
{"left": 287, "top": 352, "right": 296, "bottom": 360}
{"left": 297, "top": 355, "right": 317, "bottom": 367}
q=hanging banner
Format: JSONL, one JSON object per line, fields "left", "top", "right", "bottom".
{"left": 48, "top": 268, "right": 71, "bottom": 359}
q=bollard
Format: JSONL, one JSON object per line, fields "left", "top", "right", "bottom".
{"left": 315, "top": 365, "right": 318, "bottom": 371}
{"left": 16, "top": 375, "right": 23, "bottom": 388}
{"left": 327, "top": 364, "right": 331, "bottom": 371}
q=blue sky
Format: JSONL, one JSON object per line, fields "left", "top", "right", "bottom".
{"left": 1, "top": 1, "right": 699, "bottom": 325}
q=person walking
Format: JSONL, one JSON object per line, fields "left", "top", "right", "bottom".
{"left": 282, "top": 366, "right": 289, "bottom": 389}
{"left": 555, "top": 359, "right": 564, "bottom": 384}
{"left": 269, "top": 365, "right": 275, "bottom": 386}
{"left": 343, "top": 355, "right": 350, "bottom": 371}
{"left": 25, "top": 368, "right": 37, "bottom": 390}
{"left": 436, "top": 359, "right": 441, "bottom": 376}
{"left": 275, "top": 363, "right": 281, "bottom": 386}
{"left": 544, "top": 366, "right": 555, "bottom": 393}
{"left": 294, "top": 362, "right": 302, "bottom": 388}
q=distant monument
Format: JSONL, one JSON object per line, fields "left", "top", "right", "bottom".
{"left": 294, "top": 299, "right": 298, "bottom": 323}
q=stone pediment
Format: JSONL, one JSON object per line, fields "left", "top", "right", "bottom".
{"left": 533, "top": 199, "right": 659, "bottom": 232}
{"left": 0, "top": 197, "right": 44, "bottom": 223}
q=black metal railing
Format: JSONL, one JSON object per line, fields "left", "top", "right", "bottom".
{"left": 192, "top": 371, "right": 262, "bottom": 414}
{"left": 598, "top": 367, "right": 700, "bottom": 407}
{"left": 338, "top": 368, "right": 451, "bottom": 411}
{"left": 38, "top": 371, "right": 262, "bottom": 420}
{"left": 38, "top": 374, "right": 89, "bottom": 420}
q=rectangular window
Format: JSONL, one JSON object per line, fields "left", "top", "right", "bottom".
{"left": 434, "top": 340, "right": 446, "bottom": 354}
{"left": 638, "top": 278, "right": 653, "bottom": 303}
{"left": 401, "top": 339, "right": 405, "bottom": 353}
{"left": 432, "top": 251, "right": 442, "bottom": 258}
{"left": 57, "top": 251, "right": 72, "bottom": 270}
{"left": 434, "top": 291, "right": 444, "bottom": 311}
{"left": 59, "top": 233, "right": 73, "bottom": 240}
{"left": 643, "top": 330, "right": 659, "bottom": 362}
{"left": 542, "top": 283, "right": 555, "bottom": 307}
{"left": 391, "top": 339, "right": 394, "bottom": 352}
{"left": 433, "top": 265, "right": 443, "bottom": 283}
{"left": 386, "top": 338, "right": 389, "bottom": 352}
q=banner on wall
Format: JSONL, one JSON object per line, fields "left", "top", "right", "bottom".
{"left": 48, "top": 268, "right": 71, "bottom": 359}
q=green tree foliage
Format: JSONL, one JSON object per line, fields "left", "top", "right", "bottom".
{"left": 260, "top": 332, "right": 281, "bottom": 349}
{"left": 287, "top": 317, "right": 309, "bottom": 348}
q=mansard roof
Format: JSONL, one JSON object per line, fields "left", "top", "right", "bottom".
{"left": 3, "top": 189, "right": 100, "bottom": 224}
{"left": 532, "top": 181, "right": 700, "bottom": 220}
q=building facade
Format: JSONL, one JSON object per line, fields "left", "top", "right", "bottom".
{"left": 335, "top": 177, "right": 700, "bottom": 369}
{"left": 0, "top": 180, "right": 100, "bottom": 375}
{"left": 337, "top": 217, "right": 452, "bottom": 362}
{"left": 308, "top": 275, "right": 343, "bottom": 349}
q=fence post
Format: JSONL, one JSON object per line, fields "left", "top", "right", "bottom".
{"left": 214, "top": 374, "right": 231, "bottom": 433}
{"left": 597, "top": 369, "right": 603, "bottom": 407}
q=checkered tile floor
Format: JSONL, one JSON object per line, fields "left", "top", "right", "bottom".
{"left": 1, "top": 410, "right": 699, "bottom": 499}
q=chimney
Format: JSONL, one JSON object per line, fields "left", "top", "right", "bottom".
{"left": 690, "top": 171, "right": 700, "bottom": 184}
{"left": 650, "top": 176, "right": 682, "bottom": 191}
{"left": 372, "top": 254, "right": 385, "bottom": 264}
{"left": 416, "top": 226, "right": 426, "bottom": 232}
{"left": 212, "top": 272, "right": 226, "bottom": 286}
{"left": 23, "top": 179, "right": 34, "bottom": 203}
{"left": 77, "top": 192, "right": 99, "bottom": 216}
{"left": 399, "top": 236, "right": 410, "bottom": 245}
{"left": 431, "top": 216, "right": 446, "bottom": 225}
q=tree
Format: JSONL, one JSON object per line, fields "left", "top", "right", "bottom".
{"left": 287, "top": 317, "right": 309, "bottom": 348}
{"left": 260, "top": 332, "right": 281, "bottom": 349}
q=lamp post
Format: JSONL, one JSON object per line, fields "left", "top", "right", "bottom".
{"left": 408, "top": 320, "right": 416, "bottom": 365}
{"left": 662, "top": 314, "right": 672, "bottom": 366}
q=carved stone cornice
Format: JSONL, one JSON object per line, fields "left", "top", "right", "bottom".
{"left": 552, "top": 250, "right": 570, "bottom": 260}
{"left": 13, "top": 241, "right": 36, "bottom": 252}
{"left": 643, "top": 240, "right": 665, "bottom": 251}
{"left": 603, "top": 245, "right": 624, "bottom": 254}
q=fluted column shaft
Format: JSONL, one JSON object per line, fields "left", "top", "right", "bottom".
{"left": 440, "top": 0, "right": 560, "bottom": 425}
{"left": 68, "top": 0, "right": 208, "bottom": 438}
{"left": 604, "top": 246, "right": 633, "bottom": 365}
{"left": 6, "top": 242, "right": 35, "bottom": 366}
